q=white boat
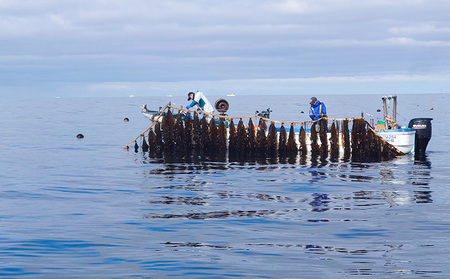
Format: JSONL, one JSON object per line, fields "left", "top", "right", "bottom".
{"left": 138, "top": 96, "right": 432, "bottom": 157}
{"left": 276, "top": 126, "right": 414, "bottom": 155}
{"left": 141, "top": 104, "right": 167, "bottom": 122}
{"left": 372, "top": 95, "right": 415, "bottom": 154}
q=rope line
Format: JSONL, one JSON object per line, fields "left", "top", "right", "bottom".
{"left": 167, "top": 105, "right": 360, "bottom": 124}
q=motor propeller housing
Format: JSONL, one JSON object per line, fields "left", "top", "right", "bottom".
{"left": 408, "top": 118, "right": 433, "bottom": 157}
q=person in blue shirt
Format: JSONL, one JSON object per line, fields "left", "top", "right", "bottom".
{"left": 186, "top": 91, "right": 214, "bottom": 120}
{"left": 309, "top": 97, "right": 327, "bottom": 121}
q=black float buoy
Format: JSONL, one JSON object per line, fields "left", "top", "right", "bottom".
{"left": 124, "top": 117, "right": 129, "bottom": 122}
{"left": 408, "top": 118, "right": 433, "bottom": 157}
{"left": 77, "top": 133, "right": 84, "bottom": 138}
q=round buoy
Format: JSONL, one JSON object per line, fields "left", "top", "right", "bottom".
{"left": 430, "top": 107, "right": 434, "bottom": 110}
{"left": 300, "top": 111, "right": 304, "bottom": 114}
{"left": 377, "top": 109, "right": 381, "bottom": 112}
{"left": 124, "top": 117, "right": 129, "bottom": 122}
{"left": 77, "top": 134, "right": 84, "bottom": 138}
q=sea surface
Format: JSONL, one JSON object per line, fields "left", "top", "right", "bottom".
{"left": 1, "top": 93, "right": 449, "bottom": 278}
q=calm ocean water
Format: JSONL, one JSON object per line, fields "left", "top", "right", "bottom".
{"left": 1, "top": 93, "right": 449, "bottom": 278}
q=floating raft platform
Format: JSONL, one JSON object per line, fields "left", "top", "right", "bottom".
{"left": 125, "top": 105, "right": 404, "bottom": 163}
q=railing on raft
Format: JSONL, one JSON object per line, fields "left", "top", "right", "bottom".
{"left": 124, "top": 105, "right": 404, "bottom": 162}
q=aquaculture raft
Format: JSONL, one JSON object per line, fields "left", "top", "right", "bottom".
{"left": 124, "top": 105, "right": 404, "bottom": 162}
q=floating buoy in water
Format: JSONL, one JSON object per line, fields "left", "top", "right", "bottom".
{"left": 430, "top": 107, "right": 434, "bottom": 110}
{"left": 124, "top": 117, "right": 129, "bottom": 122}
{"left": 377, "top": 109, "right": 381, "bottom": 112}
{"left": 77, "top": 133, "right": 84, "bottom": 138}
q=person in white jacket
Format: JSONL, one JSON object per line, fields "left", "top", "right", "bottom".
{"left": 186, "top": 91, "right": 214, "bottom": 120}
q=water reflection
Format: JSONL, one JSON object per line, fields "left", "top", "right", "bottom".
{"left": 309, "top": 193, "right": 330, "bottom": 212}
{"left": 143, "top": 186, "right": 430, "bottom": 221}
{"left": 138, "top": 151, "right": 434, "bottom": 224}
{"left": 160, "top": 241, "right": 442, "bottom": 276}
{"left": 139, "top": 152, "right": 364, "bottom": 167}
{"left": 411, "top": 155, "right": 433, "bottom": 203}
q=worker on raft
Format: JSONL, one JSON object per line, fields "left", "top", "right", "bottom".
{"left": 186, "top": 91, "right": 215, "bottom": 120}
{"left": 309, "top": 96, "right": 327, "bottom": 131}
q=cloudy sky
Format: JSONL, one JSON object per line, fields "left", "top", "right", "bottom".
{"left": 1, "top": 0, "right": 450, "bottom": 97}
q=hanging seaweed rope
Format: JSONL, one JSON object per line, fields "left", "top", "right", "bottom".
{"left": 148, "top": 129, "right": 157, "bottom": 155}
{"left": 351, "top": 118, "right": 361, "bottom": 161}
{"left": 310, "top": 123, "right": 319, "bottom": 155}
{"left": 154, "top": 122, "right": 163, "bottom": 153}
{"left": 126, "top": 104, "right": 405, "bottom": 163}
{"left": 228, "top": 119, "right": 236, "bottom": 154}
{"left": 209, "top": 117, "right": 218, "bottom": 154}
{"left": 329, "top": 122, "right": 339, "bottom": 161}
{"left": 162, "top": 109, "right": 175, "bottom": 151}
{"left": 287, "top": 124, "right": 298, "bottom": 156}
{"left": 342, "top": 120, "right": 350, "bottom": 160}
{"left": 299, "top": 125, "right": 307, "bottom": 155}
{"left": 236, "top": 119, "right": 249, "bottom": 154}
{"left": 192, "top": 113, "right": 201, "bottom": 151}
{"left": 319, "top": 118, "right": 328, "bottom": 159}
{"left": 217, "top": 119, "right": 227, "bottom": 152}
{"left": 200, "top": 117, "right": 209, "bottom": 154}
{"left": 141, "top": 135, "right": 149, "bottom": 153}
{"left": 174, "top": 111, "right": 185, "bottom": 153}
{"left": 267, "top": 122, "right": 278, "bottom": 156}
{"left": 278, "top": 124, "right": 287, "bottom": 157}
{"left": 366, "top": 127, "right": 375, "bottom": 161}
{"left": 184, "top": 114, "right": 193, "bottom": 151}
{"left": 256, "top": 118, "right": 267, "bottom": 156}
{"left": 247, "top": 118, "right": 256, "bottom": 151}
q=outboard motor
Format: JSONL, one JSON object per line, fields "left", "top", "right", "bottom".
{"left": 408, "top": 118, "right": 433, "bottom": 156}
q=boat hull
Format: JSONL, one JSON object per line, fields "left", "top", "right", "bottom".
{"left": 376, "top": 128, "right": 415, "bottom": 154}
{"left": 279, "top": 127, "right": 415, "bottom": 155}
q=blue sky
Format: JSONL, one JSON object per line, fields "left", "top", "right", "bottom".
{"left": 1, "top": 0, "right": 450, "bottom": 98}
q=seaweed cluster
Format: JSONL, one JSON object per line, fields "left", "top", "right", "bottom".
{"left": 133, "top": 111, "right": 402, "bottom": 163}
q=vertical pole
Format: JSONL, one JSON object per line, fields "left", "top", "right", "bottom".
{"left": 382, "top": 96, "right": 388, "bottom": 129}
{"left": 392, "top": 95, "right": 397, "bottom": 124}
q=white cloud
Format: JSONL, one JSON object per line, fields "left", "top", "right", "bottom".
{"left": 1, "top": 0, "right": 450, "bottom": 96}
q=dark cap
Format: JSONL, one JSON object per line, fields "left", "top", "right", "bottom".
{"left": 310, "top": 97, "right": 317, "bottom": 105}
{"left": 187, "top": 92, "right": 194, "bottom": 101}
